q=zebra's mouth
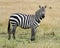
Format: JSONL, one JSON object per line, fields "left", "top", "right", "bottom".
{"left": 42, "top": 15, "right": 45, "bottom": 18}
{"left": 42, "top": 16, "right": 45, "bottom": 18}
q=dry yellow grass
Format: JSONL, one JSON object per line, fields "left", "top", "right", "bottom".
{"left": 0, "top": 0, "right": 60, "bottom": 26}
{"left": 0, "top": 0, "right": 60, "bottom": 48}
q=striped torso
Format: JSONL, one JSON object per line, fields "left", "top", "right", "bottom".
{"left": 9, "top": 13, "right": 40, "bottom": 29}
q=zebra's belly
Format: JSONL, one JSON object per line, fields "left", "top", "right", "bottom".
{"left": 19, "top": 24, "right": 31, "bottom": 29}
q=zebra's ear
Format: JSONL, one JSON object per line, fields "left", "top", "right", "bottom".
{"left": 45, "top": 5, "right": 47, "bottom": 8}
{"left": 39, "top": 5, "right": 41, "bottom": 8}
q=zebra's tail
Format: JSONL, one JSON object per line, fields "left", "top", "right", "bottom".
{"left": 8, "top": 20, "right": 10, "bottom": 33}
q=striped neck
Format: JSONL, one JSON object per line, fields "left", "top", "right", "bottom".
{"left": 35, "top": 16, "right": 40, "bottom": 23}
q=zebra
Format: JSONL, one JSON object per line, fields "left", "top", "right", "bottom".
{"left": 8, "top": 5, "right": 46, "bottom": 41}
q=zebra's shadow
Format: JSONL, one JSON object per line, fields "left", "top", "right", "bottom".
{"left": 0, "top": 32, "right": 8, "bottom": 38}
{"left": 16, "top": 32, "right": 30, "bottom": 42}
{"left": 0, "top": 32, "right": 7, "bottom": 35}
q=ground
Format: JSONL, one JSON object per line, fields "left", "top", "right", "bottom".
{"left": 0, "top": 0, "right": 60, "bottom": 48}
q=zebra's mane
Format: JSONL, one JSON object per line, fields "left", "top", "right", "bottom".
{"left": 13, "top": 13, "right": 40, "bottom": 23}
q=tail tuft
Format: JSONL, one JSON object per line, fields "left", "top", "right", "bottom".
{"left": 8, "top": 20, "right": 10, "bottom": 33}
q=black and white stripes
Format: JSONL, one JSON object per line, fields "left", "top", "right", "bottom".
{"left": 8, "top": 5, "right": 46, "bottom": 41}
{"left": 9, "top": 13, "right": 40, "bottom": 29}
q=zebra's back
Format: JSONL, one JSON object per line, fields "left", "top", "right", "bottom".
{"left": 9, "top": 13, "right": 32, "bottom": 29}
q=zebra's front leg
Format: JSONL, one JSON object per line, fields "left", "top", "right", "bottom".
{"left": 31, "top": 28, "right": 36, "bottom": 41}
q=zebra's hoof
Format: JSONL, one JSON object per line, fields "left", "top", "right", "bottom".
{"left": 8, "top": 38, "right": 10, "bottom": 40}
{"left": 31, "top": 38, "right": 35, "bottom": 41}
{"left": 13, "top": 37, "right": 16, "bottom": 40}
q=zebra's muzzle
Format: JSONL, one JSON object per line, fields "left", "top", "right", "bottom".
{"left": 42, "top": 14, "right": 45, "bottom": 18}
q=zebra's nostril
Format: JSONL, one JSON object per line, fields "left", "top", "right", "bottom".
{"left": 42, "top": 14, "right": 45, "bottom": 18}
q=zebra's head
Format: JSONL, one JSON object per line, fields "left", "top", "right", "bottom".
{"left": 35, "top": 5, "right": 46, "bottom": 20}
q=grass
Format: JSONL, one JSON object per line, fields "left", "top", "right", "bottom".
{"left": 0, "top": 24, "right": 60, "bottom": 48}
{"left": 0, "top": 0, "right": 60, "bottom": 48}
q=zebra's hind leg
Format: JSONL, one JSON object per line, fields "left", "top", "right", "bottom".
{"left": 8, "top": 31, "right": 11, "bottom": 40}
{"left": 12, "top": 26, "right": 16, "bottom": 39}
{"left": 31, "top": 28, "right": 36, "bottom": 41}
{"left": 8, "top": 29, "right": 11, "bottom": 40}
